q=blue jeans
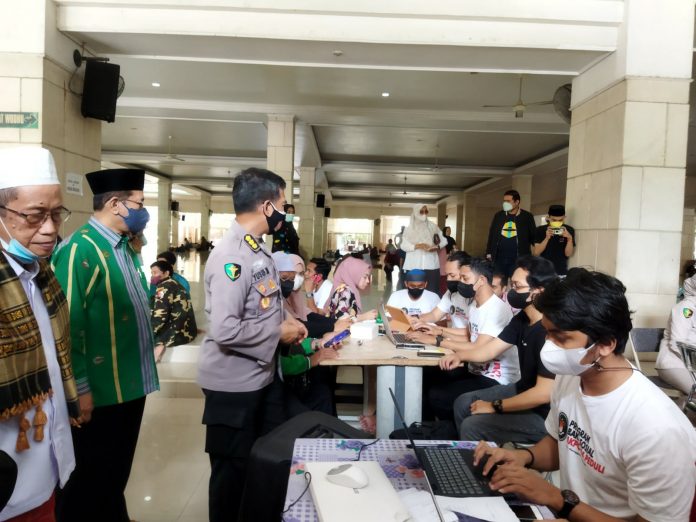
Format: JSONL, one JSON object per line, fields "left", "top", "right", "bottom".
{"left": 452, "top": 384, "right": 548, "bottom": 445}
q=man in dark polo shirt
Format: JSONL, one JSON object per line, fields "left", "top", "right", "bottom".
{"left": 533, "top": 205, "right": 575, "bottom": 276}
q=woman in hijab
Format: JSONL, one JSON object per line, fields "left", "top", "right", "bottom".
{"left": 657, "top": 271, "right": 696, "bottom": 395}
{"left": 325, "top": 255, "right": 377, "bottom": 322}
{"left": 401, "top": 204, "right": 446, "bottom": 296}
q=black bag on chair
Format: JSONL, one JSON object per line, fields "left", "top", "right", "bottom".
{"left": 389, "top": 420, "right": 457, "bottom": 441}
{"left": 238, "top": 411, "right": 367, "bottom": 521}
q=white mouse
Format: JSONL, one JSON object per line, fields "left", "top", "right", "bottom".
{"left": 325, "top": 463, "right": 369, "bottom": 489}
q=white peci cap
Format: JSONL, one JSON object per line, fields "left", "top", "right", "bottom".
{"left": 0, "top": 147, "right": 59, "bottom": 190}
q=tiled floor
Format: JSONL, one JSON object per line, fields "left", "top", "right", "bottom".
{"left": 125, "top": 253, "right": 396, "bottom": 521}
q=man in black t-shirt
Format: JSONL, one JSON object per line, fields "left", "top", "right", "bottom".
{"left": 440, "top": 256, "right": 557, "bottom": 444}
{"left": 533, "top": 204, "right": 575, "bottom": 276}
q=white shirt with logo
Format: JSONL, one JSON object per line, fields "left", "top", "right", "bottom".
{"left": 545, "top": 372, "right": 696, "bottom": 521}
{"left": 466, "top": 294, "right": 519, "bottom": 384}
{"left": 437, "top": 291, "right": 472, "bottom": 329}
{"left": 314, "top": 279, "right": 333, "bottom": 310}
{"left": 387, "top": 289, "right": 441, "bottom": 316}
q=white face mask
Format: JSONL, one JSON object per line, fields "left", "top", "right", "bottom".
{"left": 293, "top": 274, "right": 304, "bottom": 291}
{"left": 502, "top": 201, "right": 514, "bottom": 212}
{"left": 540, "top": 339, "right": 596, "bottom": 376}
{"left": 417, "top": 213, "right": 428, "bottom": 222}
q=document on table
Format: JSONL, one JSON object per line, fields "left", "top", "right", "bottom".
{"left": 397, "top": 488, "right": 519, "bottom": 522}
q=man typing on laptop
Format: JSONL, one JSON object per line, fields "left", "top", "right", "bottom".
{"left": 473, "top": 269, "right": 696, "bottom": 522}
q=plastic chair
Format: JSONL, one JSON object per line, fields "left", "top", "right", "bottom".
{"left": 628, "top": 328, "right": 682, "bottom": 397}
{"left": 676, "top": 342, "right": 696, "bottom": 412}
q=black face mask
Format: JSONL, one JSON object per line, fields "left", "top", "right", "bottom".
{"left": 446, "top": 280, "right": 459, "bottom": 294}
{"left": 507, "top": 289, "right": 530, "bottom": 309}
{"left": 265, "top": 202, "right": 286, "bottom": 234}
{"left": 457, "top": 281, "right": 476, "bottom": 299}
{"left": 280, "top": 279, "right": 294, "bottom": 298}
{"left": 407, "top": 287, "right": 425, "bottom": 299}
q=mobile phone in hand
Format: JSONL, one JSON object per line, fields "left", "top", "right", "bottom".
{"left": 323, "top": 329, "right": 350, "bottom": 348}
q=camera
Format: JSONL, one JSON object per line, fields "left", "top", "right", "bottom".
{"left": 552, "top": 228, "right": 564, "bottom": 235}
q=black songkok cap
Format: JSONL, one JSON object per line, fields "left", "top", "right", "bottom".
{"left": 548, "top": 204, "right": 565, "bottom": 216}
{"left": 86, "top": 168, "right": 145, "bottom": 194}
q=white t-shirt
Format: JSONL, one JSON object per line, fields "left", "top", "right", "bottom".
{"left": 545, "top": 372, "right": 696, "bottom": 522}
{"left": 387, "top": 289, "right": 441, "bottom": 316}
{"left": 437, "top": 291, "right": 472, "bottom": 329}
{"left": 314, "top": 279, "right": 333, "bottom": 310}
{"left": 466, "top": 294, "right": 519, "bottom": 384}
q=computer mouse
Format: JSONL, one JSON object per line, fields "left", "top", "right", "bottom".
{"left": 325, "top": 463, "right": 369, "bottom": 489}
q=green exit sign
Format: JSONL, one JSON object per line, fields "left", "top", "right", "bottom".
{"left": 0, "top": 112, "right": 39, "bottom": 129}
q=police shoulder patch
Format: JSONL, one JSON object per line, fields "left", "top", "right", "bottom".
{"left": 683, "top": 307, "right": 693, "bottom": 319}
{"left": 244, "top": 234, "right": 260, "bottom": 252}
{"left": 224, "top": 263, "right": 242, "bottom": 281}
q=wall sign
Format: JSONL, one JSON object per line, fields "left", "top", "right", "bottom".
{"left": 0, "top": 112, "right": 39, "bottom": 129}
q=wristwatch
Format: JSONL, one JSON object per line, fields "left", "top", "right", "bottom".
{"left": 492, "top": 399, "right": 504, "bottom": 414}
{"left": 557, "top": 489, "right": 580, "bottom": 519}
{"left": 435, "top": 334, "right": 444, "bottom": 347}
{"left": 305, "top": 291, "right": 314, "bottom": 299}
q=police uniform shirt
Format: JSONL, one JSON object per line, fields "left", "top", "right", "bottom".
{"left": 197, "top": 221, "right": 283, "bottom": 393}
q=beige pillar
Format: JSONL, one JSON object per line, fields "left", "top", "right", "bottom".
{"left": 157, "top": 179, "right": 172, "bottom": 253}
{"left": 267, "top": 114, "right": 295, "bottom": 198}
{"left": 511, "top": 174, "right": 533, "bottom": 212}
{"left": 436, "top": 202, "right": 447, "bottom": 230}
{"left": 567, "top": 80, "right": 690, "bottom": 326}
{"left": 170, "top": 209, "right": 180, "bottom": 248}
{"left": 454, "top": 203, "right": 464, "bottom": 251}
{"left": 296, "top": 166, "right": 315, "bottom": 258}
{"left": 681, "top": 208, "right": 695, "bottom": 268}
{"left": 200, "top": 192, "right": 211, "bottom": 240}
{"left": 461, "top": 193, "right": 477, "bottom": 254}
{"left": 373, "top": 219, "right": 381, "bottom": 249}
{"left": 0, "top": 1, "right": 100, "bottom": 237}
{"left": 313, "top": 206, "right": 327, "bottom": 258}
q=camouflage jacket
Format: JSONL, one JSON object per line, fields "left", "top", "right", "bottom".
{"left": 151, "top": 278, "right": 197, "bottom": 347}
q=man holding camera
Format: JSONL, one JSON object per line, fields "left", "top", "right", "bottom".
{"left": 533, "top": 205, "right": 575, "bottom": 276}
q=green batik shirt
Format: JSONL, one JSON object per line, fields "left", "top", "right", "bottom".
{"left": 52, "top": 218, "right": 159, "bottom": 407}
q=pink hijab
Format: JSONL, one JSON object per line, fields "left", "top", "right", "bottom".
{"left": 287, "top": 254, "right": 309, "bottom": 321}
{"left": 326, "top": 256, "right": 371, "bottom": 313}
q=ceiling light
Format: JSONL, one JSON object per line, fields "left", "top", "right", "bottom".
{"left": 144, "top": 496, "right": 152, "bottom": 502}
{"left": 332, "top": 50, "right": 343, "bottom": 57}
{"left": 381, "top": 92, "right": 390, "bottom": 97}
{"left": 151, "top": 82, "right": 160, "bottom": 87}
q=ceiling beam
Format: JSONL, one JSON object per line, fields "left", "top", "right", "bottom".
{"left": 329, "top": 183, "right": 469, "bottom": 194}
{"left": 102, "top": 151, "right": 266, "bottom": 168}
{"left": 322, "top": 161, "right": 513, "bottom": 176}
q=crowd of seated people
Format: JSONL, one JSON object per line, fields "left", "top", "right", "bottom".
{"left": 256, "top": 207, "right": 696, "bottom": 521}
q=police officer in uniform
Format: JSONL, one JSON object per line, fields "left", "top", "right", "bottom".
{"left": 197, "top": 168, "right": 306, "bottom": 522}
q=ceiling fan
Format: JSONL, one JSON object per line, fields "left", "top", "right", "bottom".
{"left": 482, "top": 75, "right": 553, "bottom": 118}
{"left": 166, "top": 135, "right": 185, "bottom": 162}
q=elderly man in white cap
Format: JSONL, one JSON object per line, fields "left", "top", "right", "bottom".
{"left": 0, "top": 147, "right": 80, "bottom": 521}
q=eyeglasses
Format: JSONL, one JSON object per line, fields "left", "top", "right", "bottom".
{"left": 0, "top": 205, "right": 71, "bottom": 226}
{"left": 510, "top": 282, "right": 530, "bottom": 291}
{"left": 120, "top": 199, "right": 144, "bottom": 210}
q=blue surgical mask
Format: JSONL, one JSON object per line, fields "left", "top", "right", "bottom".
{"left": 0, "top": 217, "right": 42, "bottom": 264}
{"left": 120, "top": 204, "right": 150, "bottom": 234}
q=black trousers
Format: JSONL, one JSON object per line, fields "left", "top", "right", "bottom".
{"left": 493, "top": 256, "right": 518, "bottom": 278}
{"left": 426, "top": 367, "right": 498, "bottom": 420}
{"left": 56, "top": 396, "right": 146, "bottom": 522}
{"left": 203, "top": 379, "right": 288, "bottom": 522}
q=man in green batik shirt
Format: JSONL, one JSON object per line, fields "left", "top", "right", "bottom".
{"left": 52, "top": 168, "right": 158, "bottom": 522}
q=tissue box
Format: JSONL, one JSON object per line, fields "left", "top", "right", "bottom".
{"left": 350, "top": 320, "right": 378, "bottom": 340}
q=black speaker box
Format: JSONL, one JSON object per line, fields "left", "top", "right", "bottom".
{"left": 316, "top": 193, "right": 325, "bottom": 208}
{"left": 81, "top": 61, "right": 120, "bottom": 123}
{"left": 239, "top": 411, "right": 366, "bottom": 521}
{"left": 324, "top": 207, "right": 331, "bottom": 218}
{"left": 170, "top": 201, "right": 179, "bottom": 212}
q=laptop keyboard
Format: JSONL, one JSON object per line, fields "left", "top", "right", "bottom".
{"left": 421, "top": 448, "right": 486, "bottom": 497}
{"left": 392, "top": 332, "right": 410, "bottom": 343}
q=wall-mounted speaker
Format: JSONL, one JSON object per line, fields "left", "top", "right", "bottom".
{"left": 324, "top": 207, "right": 331, "bottom": 218}
{"left": 316, "top": 194, "right": 325, "bottom": 208}
{"left": 170, "top": 201, "right": 180, "bottom": 212}
{"left": 375, "top": 219, "right": 381, "bottom": 226}
{"left": 81, "top": 61, "right": 120, "bottom": 122}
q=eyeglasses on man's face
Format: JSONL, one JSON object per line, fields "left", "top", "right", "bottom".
{"left": 0, "top": 205, "right": 71, "bottom": 226}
